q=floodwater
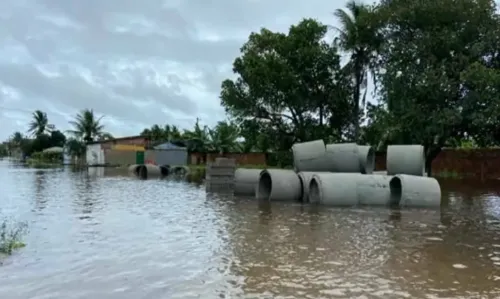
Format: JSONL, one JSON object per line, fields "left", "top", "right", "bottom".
{"left": 0, "top": 160, "right": 499, "bottom": 299}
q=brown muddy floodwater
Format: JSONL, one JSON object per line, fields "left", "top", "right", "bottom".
{"left": 0, "top": 160, "right": 499, "bottom": 299}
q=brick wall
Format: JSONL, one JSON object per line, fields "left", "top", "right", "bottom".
{"left": 375, "top": 148, "right": 500, "bottom": 179}
{"left": 100, "top": 137, "right": 148, "bottom": 150}
{"left": 189, "top": 152, "right": 267, "bottom": 166}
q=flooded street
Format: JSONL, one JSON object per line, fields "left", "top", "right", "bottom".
{"left": 0, "top": 160, "right": 499, "bottom": 299}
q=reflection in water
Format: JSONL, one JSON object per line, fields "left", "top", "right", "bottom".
{"left": 34, "top": 170, "right": 48, "bottom": 211}
{"left": 0, "top": 160, "right": 499, "bottom": 299}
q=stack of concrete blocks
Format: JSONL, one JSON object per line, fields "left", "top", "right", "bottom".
{"left": 205, "top": 158, "right": 236, "bottom": 193}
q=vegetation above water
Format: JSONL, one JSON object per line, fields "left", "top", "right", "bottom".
{"left": 0, "top": 220, "right": 27, "bottom": 256}
{"left": 2, "top": 0, "right": 500, "bottom": 175}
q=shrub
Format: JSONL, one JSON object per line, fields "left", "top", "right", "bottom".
{"left": 0, "top": 220, "right": 27, "bottom": 255}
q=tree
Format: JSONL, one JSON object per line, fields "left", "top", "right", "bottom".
{"left": 207, "top": 121, "right": 240, "bottom": 153}
{"left": 220, "top": 18, "right": 352, "bottom": 151}
{"left": 65, "top": 138, "right": 86, "bottom": 159}
{"left": 27, "top": 110, "right": 53, "bottom": 137}
{"left": 49, "top": 130, "right": 66, "bottom": 147}
{"left": 182, "top": 118, "right": 210, "bottom": 152}
{"left": 371, "top": 0, "right": 500, "bottom": 175}
{"left": 68, "top": 109, "right": 107, "bottom": 143}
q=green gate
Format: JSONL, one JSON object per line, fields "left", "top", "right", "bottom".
{"left": 135, "top": 151, "right": 145, "bottom": 164}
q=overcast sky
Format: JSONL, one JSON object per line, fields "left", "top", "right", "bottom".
{"left": 0, "top": 0, "right": 352, "bottom": 140}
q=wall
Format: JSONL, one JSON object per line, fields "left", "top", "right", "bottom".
{"left": 374, "top": 148, "right": 500, "bottom": 179}
{"left": 104, "top": 149, "right": 136, "bottom": 166}
{"left": 147, "top": 149, "right": 187, "bottom": 166}
{"left": 206, "top": 152, "right": 267, "bottom": 165}
{"left": 86, "top": 144, "right": 105, "bottom": 166}
{"left": 99, "top": 137, "right": 148, "bottom": 150}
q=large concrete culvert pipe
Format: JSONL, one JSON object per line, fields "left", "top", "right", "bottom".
{"left": 357, "top": 145, "right": 375, "bottom": 174}
{"left": 387, "top": 145, "right": 425, "bottom": 176}
{"left": 308, "top": 173, "right": 359, "bottom": 206}
{"left": 234, "top": 168, "right": 263, "bottom": 196}
{"left": 325, "top": 143, "right": 362, "bottom": 173}
{"left": 356, "top": 174, "right": 394, "bottom": 206}
{"left": 297, "top": 171, "right": 317, "bottom": 202}
{"left": 256, "top": 169, "right": 302, "bottom": 202}
{"left": 128, "top": 164, "right": 142, "bottom": 177}
{"left": 138, "top": 164, "right": 164, "bottom": 179}
{"left": 389, "top": 174, "right": 441, "bottom": 208}
{"left": 291, "top": 140, "right": 328, "bottom": 172}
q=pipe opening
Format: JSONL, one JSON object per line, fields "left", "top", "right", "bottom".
{"left": 257, "top": 172, "right": 272, "bottom": 200}
{"left": 160, "top": 165, "right": 170, "bottom": 176}
{"left": 297, "top": 174, "right": 305, "bottom": 202}
{"left": 138, "top": 165, "right": 147, "bottom": 179}
{"left": 364, "top": 147, "right": 375, "bottom": 174}
{"left": 309, "top": 178, "right": 321, "bottom": 204}
{"left": 389, "top": 177, "right": 402, "bottom": 206}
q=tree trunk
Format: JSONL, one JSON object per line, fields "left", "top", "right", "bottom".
{"left": 425, "top": 146, "right": 442, "bottom": 177}
{"left": 353, "top": 64, "right": 362, "bottom": 142}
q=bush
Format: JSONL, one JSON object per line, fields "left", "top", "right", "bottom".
{"left": 30, "top": 151, "right": 63, "bottom": 163}
{"left": 0, "top": 220, "right": 27, "bottom": 255}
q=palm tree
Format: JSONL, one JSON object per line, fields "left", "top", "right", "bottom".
{"left": 27, "top": 110, "right": 53, "bottom": 137}
{"left": 67, "top": 109, "right": 107, "bottom": 143}
{"left": 183, "top": 118, "right": 210, "bottom": 152}
{"left": 333, "top": 0, "right": 381, "bottom": 141}
{"left": 207, "top": 121, "right": 241, "bottom": 153}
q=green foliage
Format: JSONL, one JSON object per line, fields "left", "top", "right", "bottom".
{"left": 30, "top": 151, "right": 63, "bottom": 163}
{"left": 220, "top": 18, "right": 352, "bottom": 148}
{"left": 68, "top": 109, "right": 108, "bottom": 143}
{"left": 0, "top": 220, "right": 27, "bottom": 256}
{"left": 65, "top": 138, "right": 86, "bottom": 158}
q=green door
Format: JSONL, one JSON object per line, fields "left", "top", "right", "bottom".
{"left": 136, "top": 151, "right": 145, "bottom": 164}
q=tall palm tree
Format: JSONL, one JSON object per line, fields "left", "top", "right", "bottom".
{"left": 67, "top": 109, "right": 107, "bottom": 143}
{"left": 334, "top": 0, "right": 381, "bottom": 141}
{"left": 183, "top": 118, "right": 210, "bottom": 152}
{"left": 27, "top": 110, "right": 53, "bottom": 137}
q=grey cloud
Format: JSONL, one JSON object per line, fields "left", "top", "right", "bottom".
{"left": 0, "top": 0, "right": 349, "bottom": 140}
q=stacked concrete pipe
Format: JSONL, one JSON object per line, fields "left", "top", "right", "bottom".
{"left": 291, "top": 140, "right": 329, "bottom": 172}
{"left": 387, "top": 145, "right": 426, "bottom": 176}
{"left": 234, "top": 168, "right": 263, "bottom": 196}
{"left": 256, "top": 169, "right": 302, "bottom": 202}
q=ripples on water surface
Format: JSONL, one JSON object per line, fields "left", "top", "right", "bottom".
{"left": 0, "top": 160, "right": 499, "bottom": 299}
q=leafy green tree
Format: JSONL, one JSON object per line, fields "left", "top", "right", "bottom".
{"left": 68, "top": 109, "right": 107, "bottom": 143}
{"left": 49, "top": 130, "right": 66, "bottom": 147}
{"left": 65, "top": 138, "right": 86, "bottom": 159}
{"left": 220, "top": 18, "right": 352, "bottom": 151}
{"left": 334, "top": 0, "right": 382, "bottom": 141}
{"left": 371, "top": 0, "right": 500, "bottom": 175}
{"left": 27, "top": 110, "right": 53, "bottom": 137}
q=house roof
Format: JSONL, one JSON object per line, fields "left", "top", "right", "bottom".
{"left": 153, "top": 142, "right": 186, "bottom": 150}
{"left": 43, "top": 146, "right": 64, "bottom": 153}
{"left": 86, "top": 135, "right": 148, "bottom": 145}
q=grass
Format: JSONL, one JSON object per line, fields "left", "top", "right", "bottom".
{"left": 0, "top": 220, "right": 27, "bottom": 256}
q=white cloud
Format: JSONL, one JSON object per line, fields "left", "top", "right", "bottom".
{"left": 0, "top": 0, "right": 354, "bottom": 140}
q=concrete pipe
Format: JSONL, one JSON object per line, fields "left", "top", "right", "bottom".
{"left": 128, "top": 164, "right": 142, "bottom": 177}
{"left": 389, "top": 174, "right": 441, "bottom": 208}
{"left": 159, "top": 164, "right": 170, "bottom": 176}
{"left": 291, "top": 140, "right": 328, "bottom": 172}
{"left": 356, "top": 174, "right": 394, "bottom": 206}
{"left": 325, "top": 143, "right": 361, "bottom": 173}
{"left": 138, "top": 164, "right": 163, "bottom": 179}
{"left": 387, "top": 145, "right": 425, "bottom": 176}
{"left": 297, "top": 171, "right": 317, "bottom": 202}
{"left": 234, "top": 168, "right": 263, "bottom": 196}
{"left": 309, "top": 173, "right": 359, "bottom": 206}
{"left": 171, "top": 165, "right": 190, "bottom": 176}
{"left": 256, "top": 169, "right": 302, "bottom": 202}
{"left": 358, "top": 145, "right": 375, "bottom": 174}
